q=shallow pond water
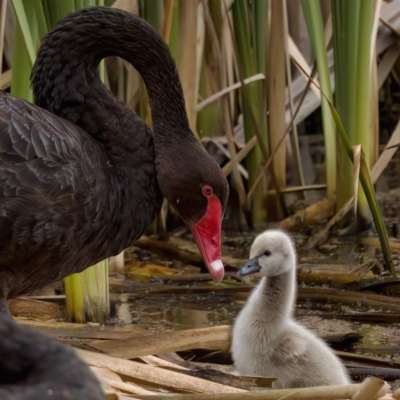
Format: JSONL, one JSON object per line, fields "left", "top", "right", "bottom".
{"left": 111, "top": 283, "right": 400, "bottom": 364}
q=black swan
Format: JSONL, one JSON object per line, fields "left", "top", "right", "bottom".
{"left": 0, "top": 6, "right": 229, "bottom": 306}
{"left": 231, "top": 230, "right": 350, "bottom": 388}
{"left": 0, "top": 313, "right": 103, "bottom": 399}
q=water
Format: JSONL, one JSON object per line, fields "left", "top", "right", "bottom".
{"left": 111, "top": 284, "right": 400, "bottom": 362}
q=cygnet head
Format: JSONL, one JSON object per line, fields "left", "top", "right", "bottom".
{"left": 238, "top": 230, "right": 295, "bottom": 277}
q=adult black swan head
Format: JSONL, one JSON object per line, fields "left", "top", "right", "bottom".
{"left": 0, "top": 6, "right": 229, "bottom": 304}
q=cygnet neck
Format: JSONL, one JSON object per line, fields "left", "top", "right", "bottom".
{"left": 254, "top": 255, "right": 296, "bottom": 334}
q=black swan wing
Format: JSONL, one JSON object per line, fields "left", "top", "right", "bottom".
{"left": 0, "top": 93, "right": 112, "bottom": 281}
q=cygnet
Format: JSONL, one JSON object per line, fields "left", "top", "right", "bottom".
{"left": 231, "top": 230, "right": 350, "bottom": 388}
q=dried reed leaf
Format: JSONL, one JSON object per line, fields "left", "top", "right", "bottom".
{"left": 393, "top": 388, "right": 400, "bottom": 399}
{"left": 288, "top": 36, "right": 320, "bottom": 99}
{"left": 112, "top": 0, "right": 138, "bottom": 15}
{"left": 324, "top": 13, "right": 332, "bottom": 46}
{"left": 17, "top": 319, "right": 149, "bottom": 336}
{"left": 0, "top": 69, "right": 11, "bottom": 89}
{"left": 162, "top": 0, "right": 174, "bottom": 43}
{"left": 221, "top": 8, "right": 235, "bottom": 116}
{"left": 222, "top": 136, "right": 257, "bottom": 177}
{"left": 223, "top": 99, "right": 246, "bottom": 207}
{"left": 351, "top": 376, "right": 389, "bottom": 400}
{"left": 195, "top": 1, "right": 205, "bottom": 110}
{"left": 105, "top": 390, "right": 121, "bottom": 400}
{"left": 201, "top": 137, "right": 248, "bottom": 178}
{"left": 109, "top": 251, "right": 125, "bottom": 274}
{"left": 179, "top": 0, "right": 200, "bottom": 131}
{"left": 304, "top": 196, "right": 354, "bottom": 249}
{"left": 277, "top": 197, "right": 335, "bottom": 231}
{"left": 371, "top": 118, "right": 400, "bottom": 183}
{"left": 378, "top": 44, "right": 400, "bottom": 88}
{"left": 139, "top": 355, "right": 189, "bottom": 371}
{"left": 371, "top": 1, "right": 384, "bottom": 67}
{"left": 360, "top": 237, "right": 400, "bottom": 250}
{"left": 285, "top": 38, "right": 305, "bottom": 195}
{"left": 268, "top": 0, "right": 287, "bottom": 192}
{"left": 131, "top": 380, "right": 389, "bottom": 399}
{"left": 103, "top": 378, "right": 154, "bottom": 396}
{"left": 78, "top": 349, "right": 245, "bottom": 394}
{"left": 279, "top": 184, "right": 327, "bottom": 193}
{"left": 91, "top": 366, "right": 123, "bottom": 382}
{"left": 195, "top": 74, "right": 265, "bottom": 112}
{"left": 8, "top": 297, "right": 62, "bottom": 320}
{"left": 88, "top": 325, "right": 231, "bottom": 359}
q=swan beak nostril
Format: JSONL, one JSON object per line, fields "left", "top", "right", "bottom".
{"left": 238, "top": 257, "right": 260, "bottom": 276}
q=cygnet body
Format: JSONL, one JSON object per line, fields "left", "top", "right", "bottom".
{"left": 231, "top": 230, "right": 350, "bottom": 388}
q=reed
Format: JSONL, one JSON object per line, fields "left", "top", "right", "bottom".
{"left": 301, "top": 0, "right": 336, "bottom": 197}
{"left": 331, "top": 0, "right": 379, "bottom": 228}
{"left": 5, "top": 0, "right": 398, "bottom": 286}
{"left": 231, "top": 0, "right": 269, "bottom": 222}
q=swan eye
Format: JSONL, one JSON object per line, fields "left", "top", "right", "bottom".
{"left": 264, "top": 250, "right": 271, "bottom": 256}
{"left": 202, "top": 185, "right": 213, "bottom": 197}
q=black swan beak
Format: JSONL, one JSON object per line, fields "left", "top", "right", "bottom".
{"left": 238, "top": 257, "right": 261, "bottom": 276}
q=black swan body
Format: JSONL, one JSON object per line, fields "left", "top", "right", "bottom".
{"left": 0, "top": 313, "right": 103, "bottom": 399}
{"left": 0, "top": 6, "right": 229, "bottom": 302}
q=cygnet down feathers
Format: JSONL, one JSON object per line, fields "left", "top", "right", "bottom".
{"left": 231, "top": 230, "right": 350, "bottom": 388}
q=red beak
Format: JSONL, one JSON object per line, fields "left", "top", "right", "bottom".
{"left": 190, "top": 194, "right": 224, "bottom": 282}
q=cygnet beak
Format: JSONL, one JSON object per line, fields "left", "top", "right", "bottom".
{"left": 238, "top": 257, "right": 261, "bottom": 276}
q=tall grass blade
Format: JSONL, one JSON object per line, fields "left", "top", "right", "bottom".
{"left": 352, "top": 144, "right": 361, "bottom": 216}
{"left": 11, "top": 23, "right": 32, "bottom": 101}
{"left": 231, "top": 0, "right": 269, "bottom": 222}
{"left": 301, "top": 0, "right": 336, "bottom": 197}
{"left": 33, "top": 0, "right": 49, "bottom": 38}
{"left": 144, "top": 0, "right": 164, "bottom": 33}
{"left": 64, "top": 273, "right": 85, "bottom": 323}
{"left": 197, "top": 1, "right": 227, "bottom": 139}
{"left": 284, "top": 14, "right": 305, "bottom": 198}
{"left": 331, "top": 0, "right": 359, "bottom": 222}
{"left": 10, "top": 0, "right": 36, "bottom": 63}
{"left": 10, "top": 0, "right": 38, "bottom": 102}
{"left": 82, "top": 259, "right": 109, "bottom": 324}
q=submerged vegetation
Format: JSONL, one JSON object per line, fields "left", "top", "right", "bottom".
{"left": 3, "top": 0, "right": 400, "bottom": 321}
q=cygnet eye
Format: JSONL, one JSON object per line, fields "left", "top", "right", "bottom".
{"left": 264, "top": 250, "right": 271, "bottom": 256}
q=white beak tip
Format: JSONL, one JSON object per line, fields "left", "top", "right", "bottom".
{"left": 210, "top": 259, "right": 224, "bottom": 282}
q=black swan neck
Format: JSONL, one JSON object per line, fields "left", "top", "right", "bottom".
{"left": 31, "top": 6, "right": 190, "bottom": 138}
